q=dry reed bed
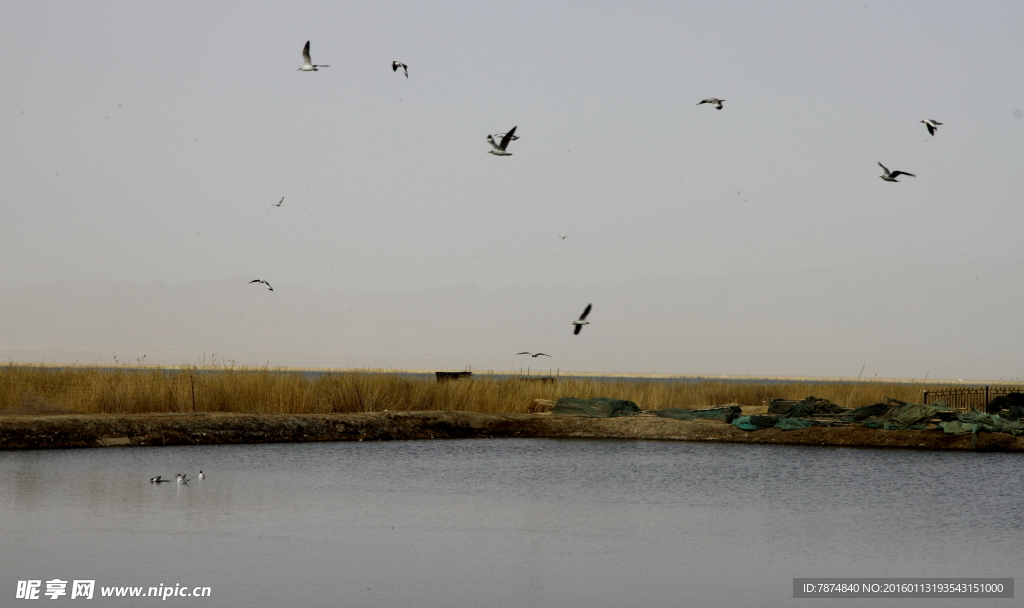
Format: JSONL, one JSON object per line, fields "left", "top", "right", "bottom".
{"left": 0, "top": 365, "right": 946, "bottom": 416}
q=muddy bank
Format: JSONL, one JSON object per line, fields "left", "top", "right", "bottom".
{"left": 2, "top": 411, "right": 1023, "bottom": 451}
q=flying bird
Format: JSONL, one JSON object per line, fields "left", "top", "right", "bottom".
{"left": 698, "top": 98, "right": 725, "bottom": 110}
{"left": 559, "top": 236, "right": 567, "bottom": 239}
{"left": 921, "top": 119, "right": 942, "bottom": 136}
{"left": 298, "top": 41, "right": 329, "bottom": 71}
{"left": 273, "top": 197, "right": 284, "bottom": 207}
{"left": 878, "top": 162, "right": 916, "bottom": 182}
{"left": 487, "top": 126, "right": 517, "bottom": 156}
{"left": 572, "top": 304, "right": 592, "bottom": 335}
{"left": 249, "top": 279, "right": 273, "bottom": 291}
{"left": 516, "top": 352, "right": 552, "bottom": 358}
{"left": 392, "top": 61, "right": 408, "bottom": 78}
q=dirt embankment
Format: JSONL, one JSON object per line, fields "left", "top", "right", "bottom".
{"left": 1, "top": 411, "right": 1023, "bottom": 451}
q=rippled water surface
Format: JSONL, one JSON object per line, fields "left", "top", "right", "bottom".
{"left": 1, "top": 439, "right": 1020, "bottom": 607}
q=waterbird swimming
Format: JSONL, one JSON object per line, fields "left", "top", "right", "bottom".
{"left": 487, "top": 126, "right": 518, "bottom": 156}
{"left": 298, "top": 41, "right": 329, "bottom": 71}
{"left": 391, "top": 61, "right": 408, "bottom": 78}
{"left": 572, "top": 304, "right": 592, "bottom": 335}
{"left": 150, "top": 476, "right": 170, "bottom": 483}
{"left": 878, "top": 162, "right": 916, "bottom": 182}
{"left": 248, "top": 279, "right": 273, "bottom": 291}
{"left": 921, "top": 119, "right": 942, "bottom": 136}
{"left": 516, "top": 352, "right": 552, "bottom": 358}
{"left": 698, "top": 98, "right": 725, "bottom": 110}
{"left": 177, "top": 474, "right": 189, "bottom": 484}
{"left": 198, "top": 471, "right": 205, "bottom": 480}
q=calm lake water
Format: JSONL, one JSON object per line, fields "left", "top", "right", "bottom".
{"left": 1, "top": 439, "right": 1020, "bottom": 607}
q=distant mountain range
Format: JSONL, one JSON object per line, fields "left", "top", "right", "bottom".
{"left": 1, "top": 260, "right": 1022, "bottom": 380}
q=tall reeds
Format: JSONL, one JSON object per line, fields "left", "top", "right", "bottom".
{"left": 0, "top": 364, "right": 950, "bottom": 416}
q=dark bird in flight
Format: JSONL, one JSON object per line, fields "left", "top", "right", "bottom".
{"left": 572, "top": 304, "right": 592, "bottom": 335}
{"left": 298, "top": 41, "right": 329, "bottom": 71}
{"left": 392, "top": 61, "right": 408, "bottom": 78}
{"left": 878, "top": 162, "right": 915, "bottom": 182}
{"left": 516, "top": 352, "right": 552, "bottom": 358}
{"left": 697, "top": 98, "right": 725, "bottom": 110}
{"left": 487, "top": 126, "right": 518, "bottom": 156}
{"left": 249, "top": 279, "right": 273, "bottom": 291}
{"left": 273, "top": 197, "right": 284, "bottom": 207}
{"left": 921, "top": 119, "right": 942, "bottom": 136}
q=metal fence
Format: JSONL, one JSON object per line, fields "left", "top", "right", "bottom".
{"left": 922, "top": 386, "right": 1024, "bottom": 414}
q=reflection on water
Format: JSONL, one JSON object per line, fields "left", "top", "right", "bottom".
{"left": 1, "top": 439, "right": 1021, "bottom": 607}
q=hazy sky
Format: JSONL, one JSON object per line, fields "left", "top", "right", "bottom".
{"left": 2, "top": 1, "right": 1023, "bottom": 376}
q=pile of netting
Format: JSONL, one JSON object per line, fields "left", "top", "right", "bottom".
{"left": 550, "top": 396, "right": 1024, "bottom": 445}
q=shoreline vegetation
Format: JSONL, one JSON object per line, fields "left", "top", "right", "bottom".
{"left": 2, "top": 364, "right": 1021, "bottom": 452}
{"left": 1, "top": 363, "right": 953, "bottom": 416}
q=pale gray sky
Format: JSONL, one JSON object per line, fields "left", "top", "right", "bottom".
{"left": 2, "top": 1, "right": 1023, "bottom": 377}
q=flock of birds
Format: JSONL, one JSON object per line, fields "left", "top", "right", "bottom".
{"left": 249, "top": 41, "right": 946, "bottom": 361}
{"left": 149, "top": 471, "right": 204, "bottom": 484}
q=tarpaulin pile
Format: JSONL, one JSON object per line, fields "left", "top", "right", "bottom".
{"left": 551, "top": 396, "right": 1024, "bottom": 445}
{"left": 768, "top": 396, "right": 848, "bottom": 417}
{"left": 731, "top": 396, "right": 850, "bottom": 431}
{"left": 551, "top": 398, "right": 737, "bottom": 421}
{"left": 651, "top": 405, "right": 741, "bottom": 423}
{"left": 732, "top": 415, "right": 815, "bottom": 431}
{"left": 938, "top": 411, "right": 1024, "bottom": 447}
{"left": 857, "top": 399, "right": 956, "bottom": 430}
{"left": 988, "top": 392, "right": 1024, "bottom": 420}
{"left": 552, "top": 397, "right": 640, "bottom": 418}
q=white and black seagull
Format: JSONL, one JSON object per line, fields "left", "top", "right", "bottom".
{"left": 572, "top": 304, "right": 592, "bottom": 335}
{"left": 516, "top": 352, "right": 552, "bottom": 358}
{"left": 249, "top": 279, "right": 273, "bottom": 291}
{"left": 391, "top": 61, "right": 408, "bottom": 78}
{"left": 298, "top": 41, "right": 329, "bottom": 71}
{"left": 487, "top": 126, "right": 517, "bottom": 156}
{"left": 698, "top": 98, "right": 725, "bottom": 110}
{"left": 921, "top": 119, "right": 942, "bottom": 136}
{"left": 878, "top": 162, "right": 915, "bottom": 182}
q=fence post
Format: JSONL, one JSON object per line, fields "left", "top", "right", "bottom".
{"left": 922, "top": 390, "right": 929, "bottom": 405}
{"left": 985, "top": 386, "right": 989, "bottom": 412}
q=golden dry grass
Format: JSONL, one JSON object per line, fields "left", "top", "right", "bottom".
{"left": 0, "top": 364, "right": 957, "bottom": 416}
